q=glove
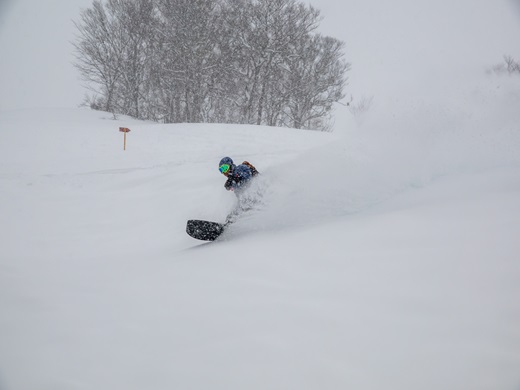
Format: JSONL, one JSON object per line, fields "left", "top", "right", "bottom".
{"left": 224, "top": 177, "right": 234, "bottom": 191}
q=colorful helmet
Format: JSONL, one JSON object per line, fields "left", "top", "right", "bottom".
{"left": 219, "top": 156, "right": 234, "bottom": 175}
{"left": 219, "top": 157, "right": 233, "bottom": 166}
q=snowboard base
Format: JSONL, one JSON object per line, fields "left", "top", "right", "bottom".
{"left": 186, "top": 219, "right": 225, "bottom": 241}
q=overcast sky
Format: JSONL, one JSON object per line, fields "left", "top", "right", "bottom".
{"left": 0, "top": 0, "right": 93, "bottom": 111}
{"left": 0, "top": 0, "right": 519, "bottom": 113}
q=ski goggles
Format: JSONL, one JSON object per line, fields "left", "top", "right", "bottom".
{"left": 219, "top": 164, "right": 231, "bottom": 174}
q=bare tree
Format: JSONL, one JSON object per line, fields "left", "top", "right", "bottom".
{"left": 73, "top": 0, "right": 350, "bottom": 130}
{"left": 155, "top": 0, "right": 223, "bottom": 123}
{"left": 489, "top": 55, "right": 520, "bottom": 76}
{"left": 504, "top": 55, "right": 520, "bottom": 74}
{"left": 108, "top": 0, "right": 156, "bottom": 119}
{"left": 284, "top": 34, "right": 349, "bottom": 130}
{"left": 348, "top": 95, "right": 374, "bottom": 122}
{"left": 73, "top": 1, "right": 125, "bottom": 113}
{"left": 222, "top": 0, "right": 322, "bottom": 126}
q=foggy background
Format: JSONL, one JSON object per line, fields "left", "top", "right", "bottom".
{"left": 1, "top": 0, "right": 519, "bottom": 130}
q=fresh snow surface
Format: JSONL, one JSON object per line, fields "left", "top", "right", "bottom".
{"left": 1, "top": 75, "right": 520, "bottom": 390}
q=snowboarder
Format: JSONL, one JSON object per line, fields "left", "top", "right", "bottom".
{"left": 219, "top": 156, "right": 260, "bottom": 224}
{"left": 186, "top": 157, "right": 260, "bottom": 241}
{"left": 219, "top": 156, "right": 259, "bottom": 193}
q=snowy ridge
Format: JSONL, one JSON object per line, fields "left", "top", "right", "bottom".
{"left": 1, "top": 73, "right": 520, "bottom": 389}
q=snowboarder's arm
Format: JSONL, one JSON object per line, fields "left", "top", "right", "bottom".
{"left": 224, "top": 177, "right": 234, "bottom": 191}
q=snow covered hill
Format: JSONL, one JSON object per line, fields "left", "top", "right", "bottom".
{"left": 1, "top": 73, "right": 520, "bottom": 390}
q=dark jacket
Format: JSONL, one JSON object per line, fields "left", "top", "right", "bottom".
{"left": 224, "top": 161, "right": 259, "bottom": 193}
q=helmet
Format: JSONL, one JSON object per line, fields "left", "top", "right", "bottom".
{"left": 219, "top": 157, "right": 233, "bottom": 166}
{"left": 219, "top": 156, "right": 235, "bottom": 175}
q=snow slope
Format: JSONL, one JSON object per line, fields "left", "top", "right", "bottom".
{"left": 1, "top": 70, "right": 520, "bottom": 390}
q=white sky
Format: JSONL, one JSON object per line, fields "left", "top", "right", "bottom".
{"left": 0, "top": 0, "right": 92, "bottom": 111}
{"left": 0, "top": 0, "right": 519, "bottom": 112}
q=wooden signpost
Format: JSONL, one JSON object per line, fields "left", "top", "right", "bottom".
{"left": 119, "top": 127, "right": 131, "bottom": 150}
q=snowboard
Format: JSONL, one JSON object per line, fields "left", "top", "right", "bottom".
{"left": 186, "top": 219, "right": 225, "bottom": 241}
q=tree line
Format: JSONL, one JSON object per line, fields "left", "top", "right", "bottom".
{"left": 73, "top": 0, "right": 350, "bottom": 131}
{"left": 490, "top": 55, "right": 520, "bottom": 76}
